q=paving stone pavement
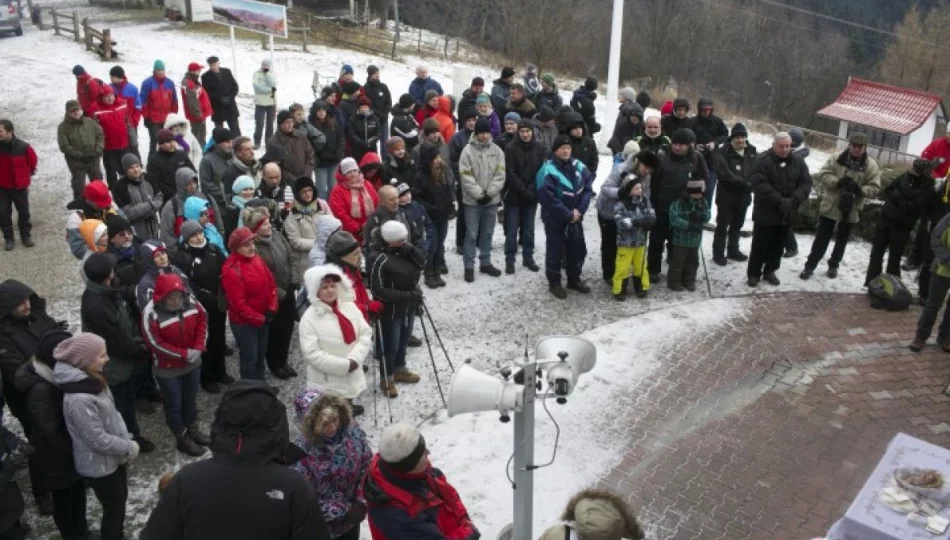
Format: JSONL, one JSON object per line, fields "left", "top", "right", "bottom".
{"left": 598, "top": 292, "right": 950, "bottom": 540}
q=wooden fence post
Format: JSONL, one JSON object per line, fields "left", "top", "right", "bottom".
{"left": 455, "top": 39, "right": 459, "bottom": 57}
{"left": 417, "top": 26, "right": 421, "bottom": 52}
{"left": 301, "top": 28, "right": 307, "bottom": 52}
{"left": 390, "top": 35, "right": 396, "bottom": 59}
{"left": 51, "top": 9, "right": 59, "bottom": 35}
{"left": 82, "top": 17, "right": 91, "bottom": 50}
{"left": 72, "top": 12, "right": 80, "bottom": 42}
{"left": 102, "top": 28, "right": 112, "bottom": 58}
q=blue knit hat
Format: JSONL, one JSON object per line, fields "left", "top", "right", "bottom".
{"left": 504, "top": 112, "right": 521, "bottom": 123}
{"left": 153, "top": 59, "right": 165, "bottom": 71}
{"left": 232, "top": 175, "right": 256, "bottom": 194}
{"left": 72, "top": 65, "right": 86, "bottom": 76}
{"left": 341, "top": 64, "right": 353, "bottom": 75}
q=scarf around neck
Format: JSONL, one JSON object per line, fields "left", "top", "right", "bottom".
{"left": 328, "top": 300, "right": 356, "bottom": 344}
{"left": 346, "top": 177, "right": 375, "bottom": 219}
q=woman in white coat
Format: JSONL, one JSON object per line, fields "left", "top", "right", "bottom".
{"left": 299, "top": 264, "right": 373, "bottom": 415}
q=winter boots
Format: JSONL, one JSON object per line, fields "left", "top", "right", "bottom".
{"left": 712, "top": 254, "right": 728, "bottom": 266}
{"left": 480, "top": 264, "right": 502, "bottom": 277}
{"left": 909, "top": 336, "right": 926, "bottom": 352}
{"left": 800, "top": 268, "right": 813, "bottom": 280}
{"left": 505, "top": 262, "right": 515, "bottom": 274}
{"left": 464, "top": 268, "right": 475, "bottom": 283}
{"left": 550, "top": 285, "right": 567, "bottom": 299}
{"left": 176, "top": 432, "right": 206, "bottom": 457}
{"left": 523, "top": 259, "right": 539, "bottom": 272}
{"left": 393, "top": 370, "right": 421, "bottom": 383}
{"left": 727, "top": 250, "right": 748, "bottom": 262}
{"left": 424, "top": 271, "right": 441, "bottom": 289}
{"left": 187, "top": 426, "right": 210, "bottom": 446}
{"left": 763, "top": 272, "right": 780, "bottom": 286}
{"left": 566, "top": 281, "right": 591, "bottom": 294}
{"left": 380, "top": 380, "right": 398, "bottom": 398}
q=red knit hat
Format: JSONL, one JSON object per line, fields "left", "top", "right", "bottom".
{"left": 83, "top": 180, "right": 112, "bottom": 208}
{"left": 153, "top": 273, "right": 186, "bottom": 303}
{"left": 228, "top": 227, "right": 255, "bottom": 252}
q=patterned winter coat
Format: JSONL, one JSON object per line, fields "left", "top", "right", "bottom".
{"left": 614, "top": 196, "right": 656, "bottom": 248}
{"left": 668, "top": 197, "right": 711, "bottom": 248}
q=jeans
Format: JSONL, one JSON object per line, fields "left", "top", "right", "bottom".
{"left": 85, "top": 465, "right": 127, "bottom": 540}
{"left": 109, "top": 379, "right": 140, "bottom": 437}
{"left": 647, "top": 211, "right": 671, "bottom": 276}
{"left": 598, "top": 216, "right": 618, "bottom": 282}
{"left": 805, "top": 216, "right": 852, "bottom": 270}
{"left": 748, "top": 224, "right": 790, "bottom": 278}
{"left": 378, "top": 119, "right": 389, "bottom": 157}
{"left": 613, "top": 245, "right": 648, "bottom": 294}
{"left": 156, "top": 368, "right": 200, "bottom": 435}
{"left": 231, "top": 323, "right": 270, "bottom": 380}
{"left": 428, "top": 220, "right": 449, "bottom": 272}
{"left": 214, "top": 114, "right": 242, "bottom": 137}
{"left": 254, "top": 105, "right": 276, "bottom": 146}
{"left": 504, "top": 204, "right": 536, "bottom": 264}
{"left": 0, "top": 187, "right": 30, "bottom": 241}
{"left": 202, "top": 303, "right": 229, "bottom": 384}
{"left": 51, "top": 479, "right": 88, "bottom": 540}
{"left": 712, "top": 203, "right": 747, "bottom": 257}
{"left": 266, "top": 292, "right": 296, "bottom": 373}
{"left": 463, "top": 203, "right": 497, "bottom": 269}
{"left": 379, "top": 314, "right": 414, "bottom": 380}
{"left": 918, "top": 274, "right": 950, "bottom": 340}
{"left": 314, "top": 165, "right": 338, "bottom": 201}
{"left": 543, "top": 218, "right": 587, "bottom": 287}
{"left": 865, "top": 220, "right": 911, "bottom": 286}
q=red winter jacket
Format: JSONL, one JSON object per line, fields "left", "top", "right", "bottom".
{"left": 922, "top": 137, "right": 950, "bottom": 179}
{"left": 141, "top": 75, "right": 179, "bottom": 125}
{"left": 181, "top": 74, "right": 212, "bottom": 123}
{"left": 364, "top": 455, "right": 479, "bottom": 540}
{"left": 141, "top": 273, "right": 208, "bottom": 371}
{"left": 328, "top": 171, "right": 379, "bottom": 245}
{"left": 111, "top": 79, "right": 142, "bottom": 127}
{"left": 76, "top": 74, "right": 104, "bottom": 115}
{"left": 89, "top": 95, "right": 130, "bottom": 151}
{"left": 0, "top": 136, "right": 38, "bottom": 190}
{"left": 221, "top": 251, "right": 278, "bottom": 326}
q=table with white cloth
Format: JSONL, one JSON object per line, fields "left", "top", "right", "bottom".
{"left": 828, "top": 432, "right": 950, "bottom": 540}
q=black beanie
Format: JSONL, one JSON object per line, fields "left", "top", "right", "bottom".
{"left": 277, "top": 109, "right": 293, "bottom": 125}
{"left": 109, "top": 66, "right": 125, "bottom": 79}
{"left": 461, "top": 107, "right": 478, "bottom": 121}
{"left": 552, "top": 134, "right": 572, "bottom": 152}
{"left": 84, "top": 252, "right": 116, "bottom": 284}
{"left": 212, "top": 127, "right": 234, "bottom": 144}
{"left": 584, "top": 76, "right": 598, "bottom": 91}
{"left": 695, "top": 128, "right": 713, "bottom": 146}
{"left": 398, "top": 94, "right": 414, "bottom": 109}
{"left": 472, "top": 76, "right": 485, "bottom": 87}
{"left": 538, "top": 106, "right": 556, "bottom": 123}
{"left": 474, "top": 117, "right": 492, "bottom": 135}
{"left": 106, "top": 215, "right": 133, "bottom": 239}
{"left": 367, "top": 65, "right": 379, "bottom": 76}
{"left": 501, "top": 66, "right": 515, "bottom": 79}
{"left": 517, "top": 119, "right": 534, "bottom": 131}
{"left": 36, "top": 330, "right": 73, "bottom": 368}
{"left": 671, "top": 128, "right": 696, "bottom": 146}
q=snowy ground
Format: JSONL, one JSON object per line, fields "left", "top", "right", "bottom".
{"left": 0, "top": 8, "right": 877, "bottom": 539}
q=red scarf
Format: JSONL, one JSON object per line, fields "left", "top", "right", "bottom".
{"left": 328, "top": 300, "right": 356, "bottom": 344}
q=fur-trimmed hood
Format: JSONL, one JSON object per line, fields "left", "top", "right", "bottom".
{"left": 561, "top": 489, "right": 644, "bottom": 540}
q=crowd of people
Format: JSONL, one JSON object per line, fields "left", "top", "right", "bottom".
{"left": 3, "top": 50, "right": 950, "bottom": 539}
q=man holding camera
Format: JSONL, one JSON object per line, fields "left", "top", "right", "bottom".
{"left": 800, "top": 132, "right": 881, "bottom": 280}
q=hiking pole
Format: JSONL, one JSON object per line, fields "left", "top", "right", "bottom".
{"left": 420, "top": 298, "right": 455, "bottom": 373}
{"left": 417, "top": 305, "right": 446, "bottom": 407}
{"left": 700, "top": 246, "right": 714, "bottom": 298}
{"left": 371, "top": 322, "right": 379, "bottom": 428}
{"left": 374, "top": 319, "right": 394, "bottom": 424}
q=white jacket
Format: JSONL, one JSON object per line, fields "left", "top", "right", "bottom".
{"left": 299, "top": 264, "right": 373, "bottom": 398}
{"left": 163, "top": 113, "right": 203, "bottom": 168}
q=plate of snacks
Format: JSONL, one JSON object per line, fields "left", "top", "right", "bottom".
{"left": 894, "top": 468, "right": 947, "bottom": 499}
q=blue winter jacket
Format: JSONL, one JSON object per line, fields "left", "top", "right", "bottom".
{"left": 183, "top": 197, "right": 228, "bottom": 255}
{"left": 400, "top": 200, "right": 434, "bottom": 254}
{"left": 536, "top": 157, "right": 594, "bottom": 223}
{"left": 408, "top": 77, "right": 444, "bottom": 106}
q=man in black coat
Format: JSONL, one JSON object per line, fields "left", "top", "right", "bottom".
{"left": 14, "top": 330, "right": 88, "bottom": 540}
{"left": 0, "top": 380, "right": 30, "bottom": 539}
{"left": 104, "top": 215, "right": 147, "bottom": 310}
{"left": 0, "top": 279, "right": 62, "bottom": 514}
{"left": 567, "top": 115, "right": 599, "bottom": 176}
{"left": 201, "top": 56, "right": 240, "bottom": 136}
{"left": 661, "top": 98, "right": 693, "bottom": 138}
{"left": 691, "top": 97, "right": 729, "bottom": 144}
{"left": 570, "top": 77, "right": 600, "bottom": 135}
{"left": 456, "top": 77, "right": 485, "bottom": 128}
{"left": 503, "top": 119, "right": 545, "bottom": 274}
{"left": 146, "top": 129, "right": 195, "bottom": 202}
{"left": 712, "top": 123, "right": 756, "bottom": 266}
{"left": 746, "top": 132, "right": 813, "bottom": 287}
{"left": 365, "top": 65, "right": 393, "bottom": 157}
{"left": 141, "top": 381, "right": 331, "bottom": 540}
{"left": 648, "top": 128, "right": 708, "bottom": 281}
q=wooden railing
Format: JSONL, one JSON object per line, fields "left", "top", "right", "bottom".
{"left": 48, "top": 9, "right": 116, "bottom": 58}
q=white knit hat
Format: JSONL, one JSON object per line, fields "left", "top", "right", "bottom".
{"left": 379, "top": 423, "right": 426, "bottom": 472}
{"left": 381, "top": 221, "right": 408, "bottom": 244}
{"left": 340, "top": 157, "right": 359, "bottom": 175}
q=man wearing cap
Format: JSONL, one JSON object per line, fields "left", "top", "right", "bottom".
{"left": 457, "top": 77, "right": 485, "bottom": 127}
{"left": 567, "top": 113, "right": 599, "bottom": 175}
{"left": 364, "top": 423, "right": 478, "bottom": 539}
{"left": 141, "top": 60, "right": 179, "bottom": 160}
{"left": 146, "top": 128, "right": 195, "bottom": 202}
{"left": 459, "top": 117, "right": 506, "bottom": 282}
{"left": 647, "top": 127, "right": 707, "bottom": 282}
{"left": 491, "top": 67, "right": 516, "bottom": 112}
{"left": 201, "top": 56, "right": 240, "bottom": 136}
{"left": 198, "top": 127, "right": 234, "bottom": 211}
{"left": 268, "top": 110, "right": 315, "bottom": 183}
{"left": 0, "top": 279, "right": 65, "bottom": 514}
{"left": 746, "top": 132, "right": 813, "bottom": 287}
{"left": 408, "top": 65, "right": 443, "bottom": 108}
{"left": 571, "top": 77, "right": 601, "bottom": 135}
{"left": 536, "top": 106, "right": 559, "bottom": 156}
{"left": 800, "top": 131, "right": 881, "bottom": 281}
{"left": 346, "top": 97, "right": 381, "bottom": 164}
{"left": 112, "top": 153, "right": 162, "bottom": 241}
{"left": 0, "top": 120, "right": 38, "bottom": 251}
{"left": 252, "top": 59, "right": 278, "bottom": 150}
{"left": 58, "top": 99, "right": 104, "bottom": 200}
{"left": 661, "top": 98, "right": 693, "bottom": 138}
{"left": 181, "top": 62, "right": 213, "bottom": 146}
{"left": 365, "top": 65, "right": 393, "bottom": 156}
{"left": 73, "top": 65, "right": 104, "bottom": 115}
{"left": 711, "top": 123, "right": 756, "bottom": 266}
{"left": 534, "top": 73, "right": 563, "bottom": 112}
{"left": 161, "top": 167, "right": 221, "bottom": 256}
{"left": 104, "top": 215, "right": 147, "bottom": 307}
{"left": 109, "top": 65, "right": 143, "bottom": 157}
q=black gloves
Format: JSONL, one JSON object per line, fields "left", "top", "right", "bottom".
{"left": 477, "top": 195, "right": 492, "bottom": 206}
{"left": 2, "top": 447, "right": 29, "bottom": 476}
{"left": 779, "top": 198, "right": 795, "bottom": 216}
{"left": 408, "top": 288, "right": 423, "bottom": 306}
{"left": 399, "top": 244, "right": 416, "bottom": 257}
{"left": 848, "top": 182, "right": 862, "bottom": 196}
{"left": 689, "top": 210, "right": 705, "bottom": 223}
{"left": 836, "top": 176, "right": 853, "bottom": 189}
{"left": 342, "top": 502, "right": 367, "bottom": 527}
{"left": 263, "top": 311, "right": 275, "bottom": 324}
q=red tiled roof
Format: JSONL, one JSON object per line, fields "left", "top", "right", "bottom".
{"left": 816, "top": 77, "right": 944, "bottom": 135}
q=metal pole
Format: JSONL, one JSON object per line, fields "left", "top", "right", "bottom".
{"left": 512, "top": 363, "right": 536, "bottom": 540}
{"left": 600, "top": 0, "right": 624, "bottom": 147}
{"left": 229, "top": 26, "right": 238, "bottom": 80}
{"left": 268, "top": 34, "right": 275, "bottom": 71}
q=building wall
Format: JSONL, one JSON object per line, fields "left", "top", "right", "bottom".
{"left": 906, "top": 110, "right": 939, "bottom": 156}
{"left": 836, "top": 121, "right": 848, "bottom": 153}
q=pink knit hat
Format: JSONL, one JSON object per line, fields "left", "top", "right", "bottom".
{"left": 53, "top": 333, "right": 106, "bottom": 369}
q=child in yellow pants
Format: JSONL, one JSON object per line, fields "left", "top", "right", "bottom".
{"left": 612, "top": 176, "right": 656, "bottom": 299}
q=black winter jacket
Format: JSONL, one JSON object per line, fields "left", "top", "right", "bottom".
{"left": 367, "top": 244, "right": 427, "bottom": 321}
{"left": 201, "top": 68, "right": 239, "bottom": 122}
{"left": 608, "top": 104, "right": 644, "bottom": 156}
{"left": 637, "top": 134, "right": 670, "bottom": 156}
{"left": 80, "top": 281, "right": 145, "bottom": 386}
{"left": 881, "top": 172, "right": 937, "bottom": 230}
{"left": 534, "top": 89, "right": 563, "bottom": 112}
{"left": 345, "top": 113, "right": 381, "bottom": 158}
{"left": 140, "top": 381, "right": 330, "bottom": 540}
{"left": 660, "top": 115, "right": 693, "bottom": 138}
{"left": 713, "top": 143, "right": 757, "bottom": 208}
{"left": 504, "top": 137, "right": 546, "bottom": 206}
{"left": 384, "top": 154, "right": 418, "bottom": 192}
{"left": 364, "top": 79, "right": 393, "bottom": 123}
{"left": 570, "top": 133, "right": 599, "bottom": 175}
{"left": 389, "top": 107, "right": 420, "bottom": 152}
{"left": 692, "top": 113, "right": 729, "bottom": 144}
{"left": 0, "top": 280, "right": 62, "bottom": 387}
{"left": 107, "top": 239, "right": 147, "bottom": 309}
{"left": 570, "top": 88, "right": 600, "bottom": 135}
{"left": 313, "top": 118, "right": 345, "bottom": 166}
{"left": 0, "top": 389, "right": 23, "bottom": 534}
{"left": 147, "top": 149, "right": 196, "bottom": 202}
{"left": 172, "top": 242, "right": 226, "bottom": 309}
{"left": 652, "top": 149, "right": 708, "bottom": 214}
{"left": 749, "top": 149, "right": 813, "bottom": 226}
{"left": 13, "top": 361, "right": 79, "bottom": 492}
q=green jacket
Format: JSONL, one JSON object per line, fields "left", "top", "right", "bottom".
{"left": 668, "top": 197, "right": 710, "bottom": 248}
{"left": 57, "top": 114, "right": 104, "bottom": 162}
{"left": 817, "top": 150, "right": 881, "bottom": 223}
{"left": 931, "top": 213, "right": 950, "bottom": 279}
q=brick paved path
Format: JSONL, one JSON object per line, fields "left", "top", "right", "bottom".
{"left": 598, "top": 292, "right": 950, "bottom": 540}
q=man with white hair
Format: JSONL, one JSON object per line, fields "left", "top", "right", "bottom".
{"left": 364, "top": 423, "right": 478, "bottom": 539}
{"left": 746, "top": 132, "right": 812, "bottom": 287}
{"left": 408, "top": 66, "right": 444, "bottom": 109}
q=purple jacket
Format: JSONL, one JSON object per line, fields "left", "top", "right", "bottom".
{"left": 481, "top": 111, "right": 501, "bottom": 138}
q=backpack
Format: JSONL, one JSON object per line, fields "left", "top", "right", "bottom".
{"left": 868, "top": 273, "right": 912, "bottom": 311}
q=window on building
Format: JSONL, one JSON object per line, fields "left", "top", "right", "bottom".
{"left": 847, "top": 125, "right": 900, "bottom": 151}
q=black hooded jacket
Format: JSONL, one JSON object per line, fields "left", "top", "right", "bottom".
{"left": 504, "top": 136, "right": 546, "bottom": 206}
{"left": 0, "top": 383, "right": 24, "bottom": 534}
{"left": 651, "top": 149, "right": 708, "bottom": 213}
{"left": 141, "top": 381, "right": 330, "bottom": 540}
{"left": 172, "top": 242, "right": 227, "bottom": 309}
{"left": 0, "top": 280, "right": 62, "bottom": 387}
{"left": 80, "top": 281, "right": 145, "bottom": 386}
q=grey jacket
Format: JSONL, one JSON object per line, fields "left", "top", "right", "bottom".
{"left": 198, "top": 148, "right": 232, "bottom": 210}
{"left": 597, "top": 157, "right": 652, "bottom": 220}
{"left": 55, "top": 362, "right": 134, "bottom": 479}
{"left": 160, "top": 168, "right": 221, "bottom": 254}
{"left": 284, "top": 210, "right": 336, "bottom": 285}
{"left": 614, "top": 196, "right": 655, "bottom": 247}
{"left": 256, "top": 233, "right": 294, "bottom": 299}
{"left": 113, "top": 175, "right": 162, "bottom": 241}
{"left": 459, "top": 137, "right": 506, "bottom": 206}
